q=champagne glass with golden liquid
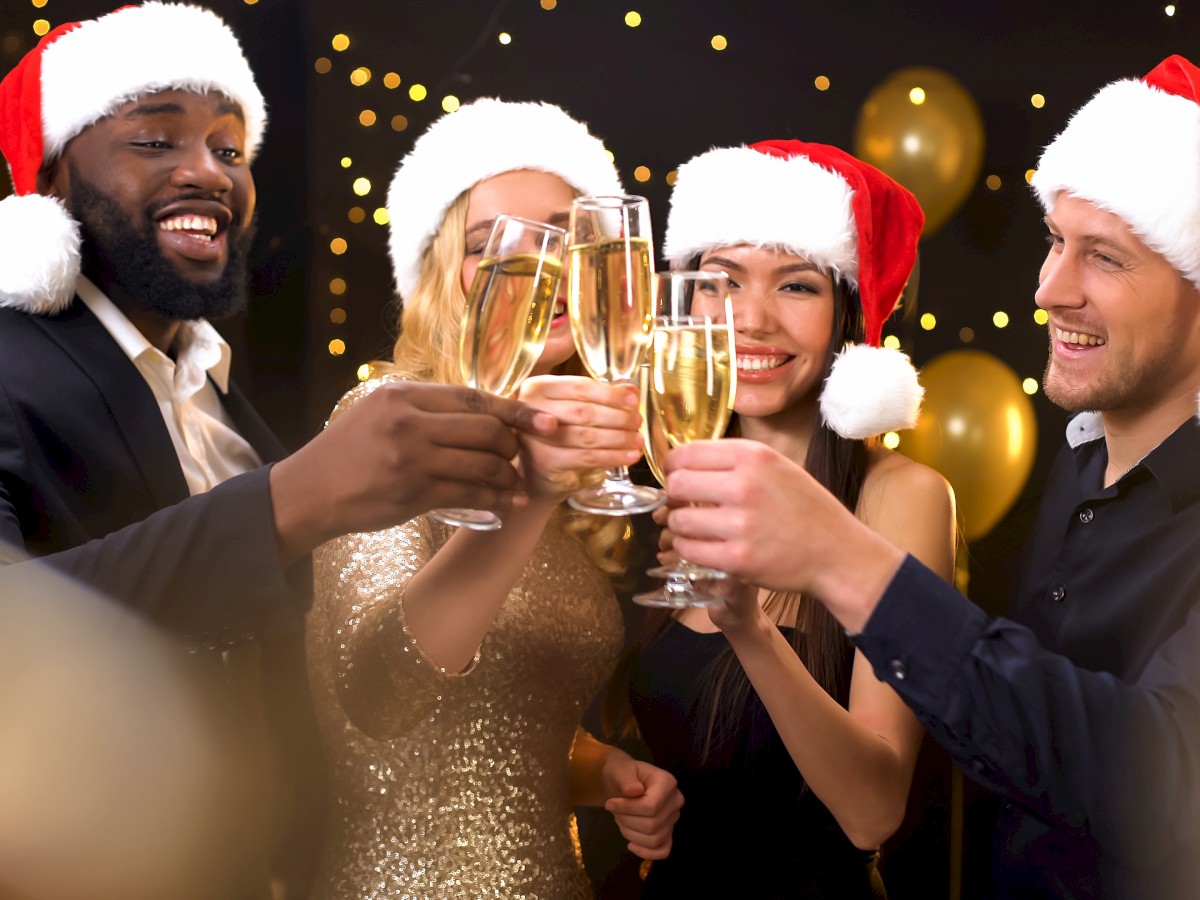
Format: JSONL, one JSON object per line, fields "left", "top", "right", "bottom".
{"left": 565, "top": 194, "right": 666, "bottom": 515}
{"left": 428, "top": 214, "right": 566, "bottom": 531}
{"left": 634, "top": 270, "right": 737, "bottom": 607}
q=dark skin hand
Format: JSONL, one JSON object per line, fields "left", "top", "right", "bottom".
{"left": 270, "top": 380, "right": 558, "bottom": 565}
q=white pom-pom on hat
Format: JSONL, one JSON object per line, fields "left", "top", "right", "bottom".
{"left": 819, "top": 343, "right": 923, "bottom": 441}
{"left": 0, "top": 194, "right": 80, "bottom": 315}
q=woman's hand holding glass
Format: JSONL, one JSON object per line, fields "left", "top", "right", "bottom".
{"left": 564, "top": 194, "right": 666, "bottom": 515}
{"left": 634, "top": 270, "right": 738, "bottom": 608}
{"left": 429, "top": 213, "right": 566, "bottom": 531}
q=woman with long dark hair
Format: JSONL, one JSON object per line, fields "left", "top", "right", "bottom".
{"left": 612, "top": 140, "right": 957, "bottom": 897}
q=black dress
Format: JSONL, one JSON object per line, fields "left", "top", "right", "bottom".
{"left": 630, "top": 620, "right": 886, "bottom": 899}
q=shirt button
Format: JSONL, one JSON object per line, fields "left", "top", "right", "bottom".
{"left": 1078, "top": 508, "right": 1094, "bottom": 524}
{"left": 1050, "top": 584, "right": 1067, "bottom": 603}
{"left": 889, "top": 659, "right": 907, "bottom": 681}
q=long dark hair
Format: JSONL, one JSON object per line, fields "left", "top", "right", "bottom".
{"left": 605, "top": 272, "right": 870, "bottom": 772}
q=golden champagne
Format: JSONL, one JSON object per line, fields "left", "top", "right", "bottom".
{"left": 460, "top": 252, "right": 562, "bottom": 396}
{"left": 567, "top": 237, "right": 654, "bottom": 382}
{"left": 643, "top": 324, "right": 736, "bottom": 484}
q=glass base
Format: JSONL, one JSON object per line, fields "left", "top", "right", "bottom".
{"left": 428, "top": 507, "right": 502, "bottom": 531}
{"left": 633, "top": 578, "right": 724, "bottom": 608}
{"left": 567, "top": 480, "right": 666, "bottom": 516}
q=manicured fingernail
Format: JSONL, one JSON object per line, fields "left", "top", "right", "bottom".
{"left": 534, "top": 412, "right": 557, "bottom": 432}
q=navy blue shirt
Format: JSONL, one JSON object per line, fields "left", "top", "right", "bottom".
{"left": 855, "top": 416, "right": 1200, "bottom": 899}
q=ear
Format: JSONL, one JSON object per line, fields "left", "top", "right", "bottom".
{"left": 36, "top": 155, "right": 66, "bottom": 201}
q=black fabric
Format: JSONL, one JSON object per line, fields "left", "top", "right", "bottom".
{"left": 631, "top": 620, "right": 884, "bottom": 899}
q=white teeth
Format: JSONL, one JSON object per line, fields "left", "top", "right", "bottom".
{"left": 158, "top": 215, "right": 218, "bottom": 237}
{"left": 736, "top": 355, "right": 788, "bottom": 372}
{"left": 1055, "top": 327, "right": 1106, "bottom": 347}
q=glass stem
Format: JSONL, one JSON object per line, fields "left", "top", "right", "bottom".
{"left": 602, "top": 465, "right": 634, "bottom": 486}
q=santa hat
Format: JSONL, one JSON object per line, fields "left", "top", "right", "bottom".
{"left": 663, "top": 139, "right": 925, "bottom": 439}
{"left": 0, "top": 2, "right": 266, "bottom": 315}
{"left": 387, "top": 98, "right": 622, "bottom": 299}
{"left": 1032, "top": 54, "right": 1200, "bottom": 289}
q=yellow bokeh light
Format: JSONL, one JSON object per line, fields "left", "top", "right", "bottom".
{"left": 498, "top": 32, "right": 512, "bottom": 45}
{"left": 331, "top": 33, "right": 350, "bottom": 52}
{"left": 329, "top": 279, "right": 347, "bottom": 296}
{"left": 814, "top": 75, "right": 831, "bottom": 91}
{"left": 383, "top": 72, "right": 401, "bottom": 89}
{"left": 541, "top": 0, "right": 557, "bottom": 8}
{"left": 908, "top": 86, "right": 926, "bottom": 105}
{"left": 920, "top": 313, "right": 937, "bottom": 331}
{"left": 314, "top": 57, "right": 332, "bottom": 74}
{"left": 329, "top": 238, "right": 348, "bottom": 255}
{"left": 633, "top": 166, "right": 651, "bottom": 183}
{"left": 1033, "top": 309, "right": 1049, "bottom": 325}
{"left": 244, "top": 0, "right": 258, "bottom": 6}
{"left": 625, "top": 10, "right": 642, "bottom": 27}
{"left": 352, "top": 177, "right": 371, "bottom": 196}
{"left": 357, "top": 363, "right": 374, "bottom": 382}
{"left": 1025, "top": 168, "right": 1037, "bottom": 184}
{"left": 605, "top": 149, "right": 615, "bottom": 163}
{"left": 409, "top": 84, "right": 428, "bottom": 101}
{"left": 442, "top": 95, "right": 461, "bottom": 113}
{"left": 882, "top": 432, "right": 901, "bottom": 450}
{"left": 373, "top": 207, "right": 390, "bottom": 225}
{"left": 350, "top": 66, "right": 371, "bottom": 86}
{"left": 993, "top": 311, "right": 1010, "bottom": 328}
{"left": 883, "top": 335, "right": 901, "bottom": 350}
{"left": 1166, "top": 4, "right": 1176, "bottom": 15}
{"left": 390, "top": 115, "right": 409, "bottom": 132}
{"left": 347, "top": 207, "right": 365, "bottom": 224}
{"left": 1022, "top": 378, "right": 1040, "bottom": 395}
{"left": 328, "top": 339, "right": 346, "bottom": 356}
{"left": 31, "top": 0, "right": 48, "bottom": 7}
{"left": 666, "top": 170, "right": 678, "bottom": 186}
{"left": 986, "top": 174, "right": 1002, "bottom": 191}
{"left": 340, "top": 156, "right": 352, "bottom": 168}
{"left": 711, "top": 34, "right": 728, "bottom": 50}
{"left": 960, "top": 327, "right": 975, "bottom": 343}
{"left": 33, "top": 19, "right": 50, "bottom": 35}
{"left": 1030, "top": 93, "right": 1045, "bottom": 109}
{"left": 330, "top": 307, "right": 347, "bottom": 324}
{"left": 359, "top": 109, "right": 377, "bottom": 126}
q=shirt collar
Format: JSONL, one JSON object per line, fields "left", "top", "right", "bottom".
{"left": 75, "top": 274, "right": 233, "bottom": 394}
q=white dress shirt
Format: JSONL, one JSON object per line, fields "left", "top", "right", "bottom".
{"left": 76, "top": 275, "right": 263, "bottom": 496}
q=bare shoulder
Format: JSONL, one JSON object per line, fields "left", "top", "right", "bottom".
{"left": 859, "top": 447, "right": 954, "bottom": 515}
{"left": 327, "top": 370, "right": 410, "bottom": 425}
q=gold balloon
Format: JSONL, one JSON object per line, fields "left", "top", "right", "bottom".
{"left": 854, "top": 67, "right": 985, "bottom": 238}
{"left": 900, "top": 350, "right": 1037, "bottom": 542}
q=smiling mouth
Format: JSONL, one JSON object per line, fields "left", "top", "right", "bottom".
{"left": 1055, "top": 327, "right": 1106, "bottom": 347}
{"left": 158, "top": 215, "right": 220, "bottom": 242}
{"left": 736, "top": 354, "right": 790, "bottom": 372}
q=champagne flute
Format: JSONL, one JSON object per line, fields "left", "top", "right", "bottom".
{"left": 428, "top": 214, "right": 566, "bottom": 531}
{"left": 565, "top": 194, "right": 666, "bottom": 515}
{"left": 633, "top": 271, "right": 737, "bottom": 608}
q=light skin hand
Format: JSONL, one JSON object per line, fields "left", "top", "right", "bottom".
{"left": 269, "top": 381, "right": 557, "bottom": 566}
{"left": 599, "top": 754, "right": 684, "bottom": 860}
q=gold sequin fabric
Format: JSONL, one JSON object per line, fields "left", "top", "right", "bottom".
{"left": 305, "top": 378, "right": 623, "bottom": 899}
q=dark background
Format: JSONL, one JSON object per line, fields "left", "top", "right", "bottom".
{"left": 3, "top": 1, "right": 1194, "bottom": 895}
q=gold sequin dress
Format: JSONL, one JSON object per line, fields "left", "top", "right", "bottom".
{"left": 306, "top": 378, "right": 623, "bottom": 900}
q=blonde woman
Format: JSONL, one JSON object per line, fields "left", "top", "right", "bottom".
{"left": 305, "top": 99, "right": 683, "bottom": 899}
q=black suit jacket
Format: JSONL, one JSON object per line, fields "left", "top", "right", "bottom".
{"left": 0, "top": 299, "right": 323, "bottom": 896}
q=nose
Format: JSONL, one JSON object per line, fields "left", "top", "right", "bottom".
{"left": 1034, "top": 246, "right": 1085, "bottom": 313}
{"left": 169, "top": 145, "right": 233, "bottom": 195}
{"left": 731, "top": 289, "right": 770, "bottom": 334}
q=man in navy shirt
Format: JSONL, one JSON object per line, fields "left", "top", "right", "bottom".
{"left": 661, "top": 54, "right": 1200, "bottom": 898}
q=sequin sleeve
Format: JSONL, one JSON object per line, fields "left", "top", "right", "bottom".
{"left": 310, "top": 377, "right": 482, "bottom": 740}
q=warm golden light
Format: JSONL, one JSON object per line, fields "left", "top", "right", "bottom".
{"left": 328, "top": 339, "right": 346, "bottom": 356}
{"left": 314, "top": 57, "right": 332, "bottom": 74}
{"left": 373, "top": 207, "right": 390, "bottom": 225}
{"left": 331, "top": 34, "right": 350, "bottom": 52}
{"left": 633, "top": 166, "right": 651, "bottom": 183}
{"left": 1166, "top": 4, "right": 1177, "bottom": 15}
{"left": 920, "top": 313, "right": 937, "bottom": 331}
{"left": 330, "top": 238, "right": 348, "bottom": 255}
{"left": 1025, "top": 168, "right": 1036, "bottom": 184}
{"left": 330, "top": 308, "right": 347, "bottom": 324}
{"left": 383, "top": 72, "right": 401, "bottom": 89}
{"left": 541, "top": 0, "right": 557, "bottom": 7}
{"left": 390, "top": 115, "right": 409, "bottom": 132}
{"left": 352, "top": 177, "right": 371, "bottom": 196}
{"left": 409, "top": 84, "right": 427, "bottom": 101}
{"left": 498, "top": 32, "right": 512, "bottom": 45}
{"left": 350, "top": 66, "right": 371, "bottom": 86}
{"left": 666, "top": 170, "right": 678, "bottom": 186}
{"left": 442, "top": 95, "right": 461, "bottom": 112}
{"left": 711, "top": 35, "right": 728, "bottom": 50}
{"left": 883, "top": 335, "right": 901, "bottom": 350}
{"left": 1022, "top": 378, "right": 1039, "bottom": 395}
{"left": 1030, "top": 93, "right": 1045, "bottom": 108}
{"left": 993, "top": 311, "right": 1010, "bottom": 328}
{"left": 357, "top": 363, "right": 374, "bottom": 381}
{"left": 347, "top": 207, "right": 365, "bottom": 224}
{"left": 1006, "top": 406, "right": 1026, "bottom": 460}
{"left": 244, "top": 0, "right": 258, "bottom": 6}
{"left": 605, "top": 150, "right": 615, "bottom": 163}
{"left": 625, "top": 10, "right": 642, "bottom": 26}
{"left": 329, "top": 278, "right": 347, "bottom": 296}
{"left": 358, "top": 109, "right": 377, "bottom": 126}
{"left": 960, "top": 327, "right": 975, "bottom": 343}
{"left": 986, "top": 174, "right": 1002, "bottom": 191}
{"left": 814, "top": 75, "right": 831, "bottom": 91}
{"left": 908, "top": 86, "right": 926, "bottom": 105}
{"left": 882, "top": 432, "right": 901, "bottom": 450}
{"left": 31, "top": 0, "right": 48, "bottom": 7}
{"left": 1034, "top": 309, "right": 1049, "bottom": 325}
{"left": 340, "top": 157, "right": 352, "bottom": 168}
{"left": 33, "top": 19, "right": 50, "bottom": 35}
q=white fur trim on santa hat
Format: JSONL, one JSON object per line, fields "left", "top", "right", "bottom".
{"left": 387, "top": 98, "right": 622, "bottom": 299}
{"left": 818, "top": 343, "right": 923, "bottom": 440}
{"left": 0, "top": 193, "right": 79, "bottom": 315}
{"left": 40, "top": 2, "right": 266, "bottom": 162}
{"left": 1032, "top": 78, "right": 1200, "bottom": 289}
{"left": 663, "top": 146, "right": 858, "bottom": 283}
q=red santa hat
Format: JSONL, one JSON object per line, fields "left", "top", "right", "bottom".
{"left": 663, "top": 139, "right": 925, "bottom": 440}
{"left": 0, "top": 2, "right": 266, "bottom": 315}
{"left": 387, "top": 98, "right": 622, "bottom": 299}
{"left": 1033, "top": 54, "right": 1200, "bottom": 288}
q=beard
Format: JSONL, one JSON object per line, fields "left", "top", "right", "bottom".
{"left": 1042, "top": 333, "right": 1175, "bottom": 414}
{"left": 71, "top": 167, "right": 256, "bottom": 322}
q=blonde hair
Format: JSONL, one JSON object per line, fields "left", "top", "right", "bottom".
{"left": 383, "top": 188, "right": 631, "bottom": 576}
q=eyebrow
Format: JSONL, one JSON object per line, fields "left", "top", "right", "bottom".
{"left": 703, "top": 254, "right": 823, "bottom": 275}
{"left": 125, "top": 99, "right": 245, "bottom": 122}
{"left": 465, "top": 219, "right": 495, "bottom": 241}
{"left": 1043, "top": 217, "right": 1135, "bottom": 254}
